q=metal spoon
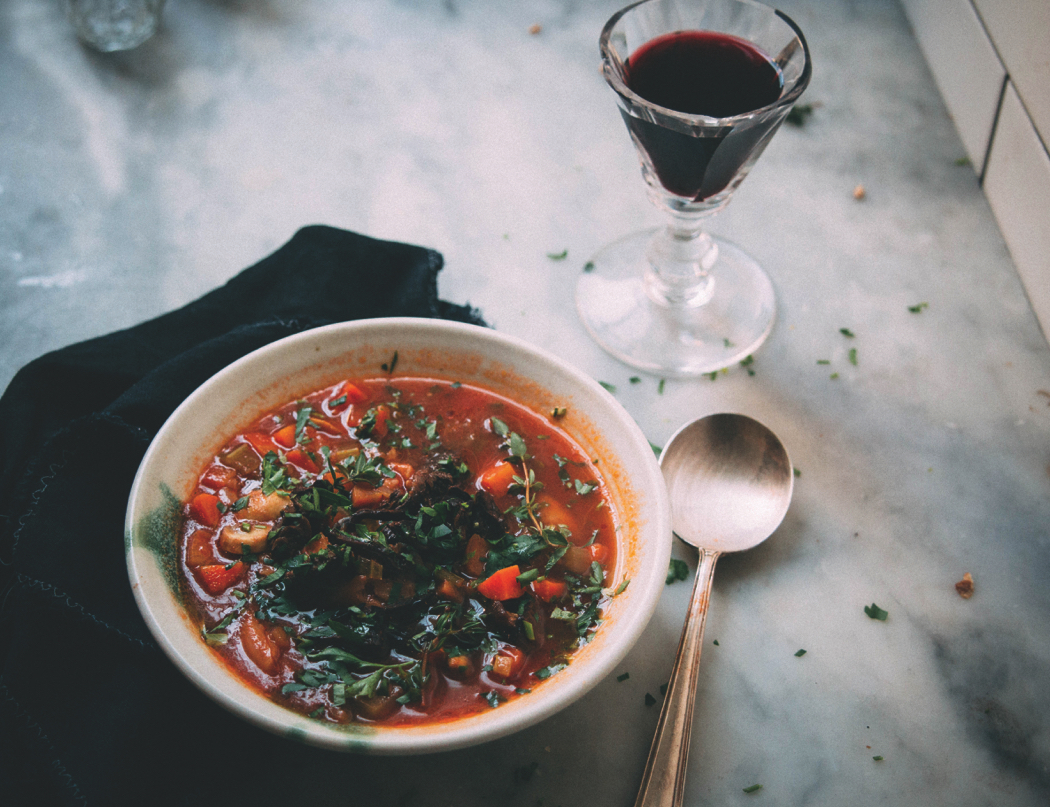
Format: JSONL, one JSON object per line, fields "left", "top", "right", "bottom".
{"left": 634, "top": 413, "right": 794, "bottom": 807}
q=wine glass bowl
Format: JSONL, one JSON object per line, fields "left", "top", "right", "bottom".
{"left": 577, "top": 0, "right": 811, "bottom": 376}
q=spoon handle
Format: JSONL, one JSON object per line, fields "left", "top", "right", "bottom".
{"left": 633, "top": 548, "right": 720, "bottom": 807}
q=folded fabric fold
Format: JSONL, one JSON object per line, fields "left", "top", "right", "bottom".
{"left": 0, "top": 226, "right": 485, "bottom": 806}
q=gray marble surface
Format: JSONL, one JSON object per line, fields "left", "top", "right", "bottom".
{"left": 4, "top": 0, "right": 1050, "bottom": 805}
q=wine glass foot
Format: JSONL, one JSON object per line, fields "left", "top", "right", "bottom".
{"left": 576, "top": 228, "right": 776, "bottom": 377}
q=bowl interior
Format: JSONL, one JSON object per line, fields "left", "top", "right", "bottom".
{"left": 125, "top": 318, "right": 671, "bottom": 754}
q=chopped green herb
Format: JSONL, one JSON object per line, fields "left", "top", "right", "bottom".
{"left": 908, "top": 302, "right": 928, "bottom": 313}
{"left": 830, "top": 372, "right": 840, "bottom": 380}
{"left": 740, "top": 354, "right": 755, "bottom": 376}
{"left": 330, "top": 394, "right": 347, "bottom": 408}
{"left": 816, "top": 359, "right": 830, "bottom": 365}
{"left": 616, "top": 672, "right": 630, "bottom": 682}
{"left": 649, "top": 441, "right": 662, "bottom": 458}
{"left": 954, "top": 156, "right": 970, "bottom": 166}
{"left": 864, "top": 602, "right": 889, "bottom": 620}
{"left": 713, "top": 639, "right": 719, "bottom": 646}
{"left": 644, "top": 692, "right": 657, "bottom": 706}
{"left": 547, "top": 249, "right": 568, "bottom": 260}
{"left": 483, "top": 691, "right": 503, "bottom": 708}
{"left": 705, "top": 371, "right": 718, "bottom": 381}
{"left": 848, "top": 348, "right": 858, "bottom": 366}
{"left": 793, "top": 467, "right": 801, "bottom": 477}
{"left": 598, "top": 381, "right": 617, "bottom": 393}
{"left": 612, "top": 578, "right": 630, "bottom": 596}
{"left": 840, "top": 327, "right": 855, "bottom": 338}
{"left": 659, "top": 683, "right": 668, "bottom": 697}
{"left": 232, "top": 496, "right": 249, "bottom": 512}
{"left": 574, "top": 479, "right": 597, "bottom": 496}
{"left": 666, "top": 558, "right": 689, "bottom": 585}
{"left": 743, "top": 784, "right": 763, "bottom": 794}
{"left": 583, "top": 261, "right": 595, "bottom": 272}
{"left": 794, "top": 648, "right": 807, "bottom": 657}
{"left": 873, "top": 755, "right": 884, "bottom": 761}
{"left": 629, "top": 376, "right": 642, "bottom": 384}
{"left": 657, "top": 378, "right": 666, "bottom": 394}
{"left": 785, "top": 102, "right": 813, "bottom": 126}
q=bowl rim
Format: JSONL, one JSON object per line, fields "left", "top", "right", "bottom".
{"left": 125, "top": 317, "right": 671, "bottom": 754}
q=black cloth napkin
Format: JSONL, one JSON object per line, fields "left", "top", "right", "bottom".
{"left": 0, "top": 226, "right": 484, "bottom": 806}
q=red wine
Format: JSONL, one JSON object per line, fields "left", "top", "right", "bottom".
{"left": 621, "top": 31, "right": 785, "bottom": 200}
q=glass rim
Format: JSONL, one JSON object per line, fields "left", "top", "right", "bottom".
{"left": 599, "top": 0, "right": 813, "bottom": 128}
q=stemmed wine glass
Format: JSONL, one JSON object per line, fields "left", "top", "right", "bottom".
{"left": 577, "top": 0, "right": 811, "bottom": 376}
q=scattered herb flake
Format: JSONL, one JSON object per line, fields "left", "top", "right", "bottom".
{"left": 873, "top": 755, "right": 884, "bottom": 761}
{"left": 840, "top": 328, "right": 855, "bottom": 338}
{"left": 706, "top": 371, "right": 718, "bottom": 381}
{"left": 666, "top": 558, "right": 689, "bottom": 585}
{"left": 547, "top": 249, "right": 568, "bottom": 260}
{"left": 232, "top": 496, "right": 249, "bottom": 512}
{"left": 613, "top": 578, "right": 630, "bottom": 596}
{"left": 793, "top": 467, "right": 801, "bottom": 477}
{"left": 848, "top": 348, "right": 858, "bottom": 366}
{"left": 649, "top": 441, "right": 662, "bottom": 458}
{"left": 713, "top": 639, "right": 719, "bottom": 646}
{"left": 908, "top": 302, "right": 929, "bottom": 313}
{"left": 864, "top": 602, "right": 889, "bottom": 621}
{"left": 657, "top": 379, "right": 666, "bottom": 394}
{"left": 616, "top": 672, "right": 630, "bottom": 682}
{"left": 785, "top": 102, "right": 813, "bottom": 126}
{"left": 795, "top": 648, "right": 807, "bottom": 657}
{"left": 583, "top": 261, "right": 595, "bottom": 272}
{"left": 629, "top": 376, "right": 641, "bottom": 384}
{"left": 830, "top": 372, "right": 840, "bottom": 380}
{"left": 644, "top": 692, "right": 657, "bottom": 706}
{"left": 598, "top": 381, "right": 616, "bottom": 393}
{"left": 817, "top": 359, "right": 831, "bottom": 365}
{"left": 743, "top": 784, "right": 763, "bottom": 794}
{"left": 954, "top": 156, "right": 970, "bottom": 166}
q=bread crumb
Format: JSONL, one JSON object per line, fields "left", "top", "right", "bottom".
{"left": 853, "top": 184, "right": 866, "bottom": 200}
{"left": 955, "top": 572, "right": 974, "bottom": 599}
{"left": 529, "top": 23, "right": 542, "bottom": 35}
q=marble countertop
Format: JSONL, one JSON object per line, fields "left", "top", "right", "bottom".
{"left": 3, "top": 0, "right": 1049, "bottom": 804}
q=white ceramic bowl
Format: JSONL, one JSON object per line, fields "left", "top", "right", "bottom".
{"left": 125, "top": 318, "right": 671, "bottom": 754}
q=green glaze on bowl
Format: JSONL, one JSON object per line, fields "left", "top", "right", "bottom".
{"left": 129, "top": 483, "right": 183, "bottom": 600}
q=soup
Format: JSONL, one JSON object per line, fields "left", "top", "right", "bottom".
{"left": 178, "top": 375, "right": 621, "bottom": 726}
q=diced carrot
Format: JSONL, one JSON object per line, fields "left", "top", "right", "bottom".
{"left": 352, "top": 484, "right": 392, "bottom": 508}
{"left": 436, "top": 577, "right": 465, "bottom": 603}
{"left": 477, "top": 565, "right": 524, "bottom": 601}
{"left": 189, "top": 493, "right": 222, "bottom": 527}
{"left": 464, "top": 533, "right": 488, "bottom": 577}
{"left": 536, "top": 496, "right": 579, "bottom": 537}
{"left": 198, "top": 561, "right": 245, "bottom": 594}
{"left": 478, "top": 461, "right": 518, "bottom": 498}
{"left": 372, "top": 405, "right": 392, "bottom": 438}
{"left": 241, "top": 432, "right": 276, "bottom": 459}
{"left": 490, "top": 646, "right": 526, "bottom": 680}
{"left": 285, "top": 448, "right": 320, "bottom": 474}
{"left": 185, "top": 529, "right": 215, "bottom": 567}
{"left": 335, "top": 381, "right": 368, "bottom": 407}
{"left": 201, "top": 464, "right": 237, "bottom": 493}
{"left": 531, "top": 577, "right": 567, "bottom": 602}
{"left": 302, "top": 534, "right": 330, "bottom": 555}
{"left": 240, "top": 611, "right": 281, "bottom": 675}
{"left": 272, "top": 424, "right": 297, "bottom": 448}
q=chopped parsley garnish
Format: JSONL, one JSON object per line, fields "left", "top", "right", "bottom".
{"left": 657, "top": 379, "right": 666, "bottom": 394}
{"left": 742, "top": 784, "right": 763, "bottom": 794}
{"left": 840, "top": 327, "right": 855, "bottom": 338}
{"left": 794, "top": 648, "right": 807, "bottom": 657}
{"left": 848, "top": 348, "right": 858, "bottom": 366}
{"left": 908, "top": 302, "right": 928, "bottom": 313}
{"left": 598, "top": 381, "right": 616, "bottom": 393}
{"left": 864, "top": 602, "right": 889, "bottom": 620}
{"left": 547, "top": 249, "right": 568, "bottom": 260}
{"left": 583, "top": 261, "right": 595, "bottom": 272}
{"left": 666, "top": 558, "right": 689, "bottom": 585}
{"left": 785, "top": 102, "right": 813, "bottom": 126}
{"left": 644, "top": 692, "right": 657, "bottom": 706}
{"left": 616, "top": 672, "right": 630, "bottom": 682}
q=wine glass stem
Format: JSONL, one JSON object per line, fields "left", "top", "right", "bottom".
{"left": 644, "top": 209, "right": 718, "bottom": 307}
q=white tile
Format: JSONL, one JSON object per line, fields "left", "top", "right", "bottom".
{"left": 974, "top": 0, "right": 1050, "bottom": 147}
{"left": 983, "top": 82, "right": 1050, "bottom": 341}
{"left": 900, "top": 0, "right": 1006, "bottom": 168}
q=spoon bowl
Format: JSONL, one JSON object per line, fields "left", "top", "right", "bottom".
{"left": 661, "top": 412, "right": 793, "bottom": 552}
{"left": 634, "top": 413, "right": 792, "bottom": 807}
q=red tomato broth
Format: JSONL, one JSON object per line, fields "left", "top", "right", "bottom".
{"left": 178, "top": 376, "right": 620, "bottom": 727}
